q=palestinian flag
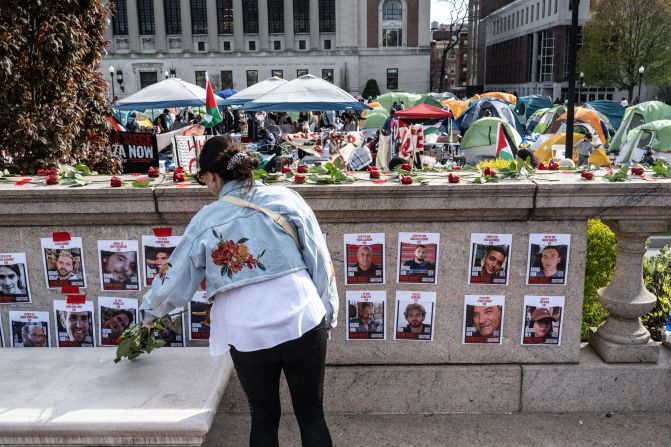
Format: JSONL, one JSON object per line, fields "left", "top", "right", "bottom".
{"left": 202, "top": 74, "right": 223, "bottom": 128}
{"left": 495, "top": 123, "right": 515, "bottom": 161}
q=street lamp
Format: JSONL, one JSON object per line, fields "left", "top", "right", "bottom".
{"left": 108, "top": 65, "right": 115, "bottom": 102}
{"left": 638, "top": 65, "right": 645, "bottom": 102}
{"left": 579, "top": 72, "right": 584, "bottom": 104}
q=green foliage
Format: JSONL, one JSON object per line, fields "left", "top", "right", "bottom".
{"left": 0, "top": 0, "right": 120, "bottom": 174}
{"left": 581, "top": 219, "right": 616, "bottom": 340}
{"left": 577, "top": 0, "right": 671, "bottom": 100}
{"left": 642, "top": 247, "right": 671, "bottom": 341}
{"left": 362, "top": 79, "right": 381, "bottom": 100}
{"left": 114, "top": 321, "right": 167, "bottom": 363}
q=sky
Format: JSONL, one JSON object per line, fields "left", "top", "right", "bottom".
{"left": 431, "top": 0, "right": 468, "bottom": 24}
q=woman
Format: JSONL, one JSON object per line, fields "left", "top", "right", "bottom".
{"left": 140, "top": 135, "right": 338, "bottom": 447}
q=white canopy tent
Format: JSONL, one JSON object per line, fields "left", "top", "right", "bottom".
{"left": 221, "top": 76, "right": 289, "bottom": 106}
{"left": 113, "top": 78, "right": 224, "bottom": 110}
{"left": 242, "top": 74, "right": 369, "bottom": 112}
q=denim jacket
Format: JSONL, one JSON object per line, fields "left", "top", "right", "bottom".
{"left": 140, "top": 180, "right": 339, "bottom": 327}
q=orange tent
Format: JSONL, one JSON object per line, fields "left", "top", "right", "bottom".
{"left": 469, "top": 92, "right": 517, "bottom": 105}
{"left": 534, "top": 132, "right": 611, "bottom": 167}
{"left": 441, "top": 99, "right": 469, "bottom": 118}
{"left": 557, "top": 107, "right": 607, "bottom": 144}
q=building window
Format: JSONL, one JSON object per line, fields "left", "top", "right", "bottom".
{"left": 297, "top": 69, "right": 308, "bottom": 77}
{"left": 223, "top": 41, "right": 231, "bottom": 50}
{"left": 191, "top": 0, "right": 208, "bottom": 34}
{"left": 221, "top": 70, "right": 233, "bottom": 89}
{"left": 111, "top": 0, "right": 129, "bottom": 35}
{"left": 554, "top": 0, "right": 558, "bottom": 14}
{"left": 526, "top": 7, "right": 529, "bottom": 23}
{"left": 164, "top": 0, "right": 181, "bottom": 34}
{"left": 323, "top": 39, "right": 331, "bottom": 49}
{"left": 387, "top": 68, "right": 398, "bottom": 90}
{"left": 249, "top": 40, "right": 256, "bottom": 50}
{"left": 247, "top": 70, "right": 258, "bottom": 86}
{"left": 195, "top": 71, "right": 207, "bottom": 88}
{"left": 273, "top": 40, "right": 281, "bottom": 50}
{"left": 322, "top": 69, "right": 333, "bottom": 83}
{"left": 272, "top": 69, "right": 283, "bottom": 78}
{"left": 217, "top": 0, "right": 234, "bottom": 34}
{"left": 319, "top": 0, "right": 335, "bottom": 33}
{"left": 293, "top": 0, "right": 310, "bottom": 34}
{"left": 531, "top": 4, "right": 534, "bottom": 21}
{"left": 140, "top": 71, "right": 158, "bottom": 89}
{"left": 539, "top": 30, "right": 554, "bottom": 82}
{"left": 542, "top": 0, "right": 545, "bottom": 18}
{"left": 382, "top": 0, "right": 403, "bottom": 47}
{"left": 197, "top": 41, "right": 206, "bottom": 51}
{"left": 268, "top": 0, "right": 284, "bottom": 33}
{"left": 137, "top": 0, "right": 155, "bottom": 35}
{"left": 536, "top": 2, "right": 539, "bottom": 20}
{"left": 242, "top": 0, "right": 259, "bottom": 34}
{"left": 299, "top": 39, "right": 306, "bottom": 49}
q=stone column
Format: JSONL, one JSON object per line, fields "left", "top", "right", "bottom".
{"left": 284, "top": 0, "right": 294, "bottom": 49}
{"left": 588, "top": 219, "right": 669, "bottom": 363}
{"left": 207, "top": 0, "right": 219, "bottom": 51}
{"left": 180, "top": 0, "right": 193, "bottom": 51}
{"left": 357, "top": 0, "right": 367, "bottom": 48}
{"left": 309, "top": 0, "right": 319, "bottom": 49}
{"left": 258, "top": 0, "right": 269, "bottom": 50}
{"left": 530, "top": 31, "right": 539, "bottom": 84}
{"left": 127, "top": 0, "right": 141, "bottom": 52}
{"left": 154, "top": 0, "right": 167, "bottom": 51}
{"left": 233, "top": 0, "right": 244, "bottom": 51}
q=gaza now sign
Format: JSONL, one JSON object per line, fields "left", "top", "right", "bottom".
{"left": 109, "top": 131, "right": 159, "bottom": 173}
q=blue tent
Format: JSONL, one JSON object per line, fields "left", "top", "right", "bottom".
{"left": 584, "top": 100, "right": 626, "bottom": 130}
{"left": 454, "top": 98, "right": 524, "bottom": 135}
{"left": 215, "top": 88, "right": 238, "bottom": 99}
{"left": 515, "top": 95, "right": 553, "bottom": 125}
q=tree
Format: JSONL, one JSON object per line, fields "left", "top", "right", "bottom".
{"left": 362, "top": 79, "right": 381, "bottom": 99}
{"left": 578, "top": 0, "right": 671, "bottom": 102}
{"left": 0, "top": 0, "right": 119, "bottom": 174}
{"left": 434, "top": 0, "right": 469, "bottom": 92}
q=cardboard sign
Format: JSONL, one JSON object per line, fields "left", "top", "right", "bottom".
{"left": 109, "top": 131, "right": 159, "bottom": 173}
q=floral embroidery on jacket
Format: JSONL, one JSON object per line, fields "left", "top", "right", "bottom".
{"left": 211, "top": 229, "right": 266, "bottom": 278}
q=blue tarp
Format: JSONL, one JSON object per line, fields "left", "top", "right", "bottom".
{"left": 215, "top": 89, "right": 238, "bottom": 99}
{"left": 515, "top": 95, "right": 553, "bottom": 124}
{"left": 584, "top": 100, "right": 626, "bottom": 130}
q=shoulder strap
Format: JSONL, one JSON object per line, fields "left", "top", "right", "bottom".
{"left": 219, "top": 195, "right": 301, "bottom": 249}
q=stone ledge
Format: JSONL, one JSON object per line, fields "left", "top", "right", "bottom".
{"left": 0, "top": 348, "right": 233, "bottom": 446}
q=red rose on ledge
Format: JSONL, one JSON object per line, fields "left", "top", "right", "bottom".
{"left": 173, "top": 171, "right": 185, "bottom": 182}
{"left": 148, "top": 167, "right": 160, "bottom": 178}
{"left": 110, "top": 176, "right": 123, "bottom": 187}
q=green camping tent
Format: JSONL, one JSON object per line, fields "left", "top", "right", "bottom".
{"left": 616, "top": 120, "right": 671, "bottom": 164}
{"left": 610, "top": 101, "right": 671, "bottom": 153}
{"left": 460, "top": 117, "right": 522, "bottom": 164}
{"left": 375, "top": 92, "right": 422, "bottom": 110}
{"left": 414, "top": 94, "right": 444, "bottom": 108}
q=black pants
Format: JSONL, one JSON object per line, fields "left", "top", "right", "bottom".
{"left": 230, "top": 320, "right": 332, "bottom": 447}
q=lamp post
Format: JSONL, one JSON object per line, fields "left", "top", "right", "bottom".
{"left": 579, "top": 72, "right": 584, "bottom": 104}
{"left": 108, "top": 65, "right": 115, "bottom": 102}
{"left": 638, "top": 65, "right": 645, "bottom": 102}
{"left": 565, "top": 0, "right": 580, "bottom": 160}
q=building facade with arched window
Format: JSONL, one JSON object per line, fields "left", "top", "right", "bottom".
{"left": 103, "top": 0, "right": 430, "bottom": 97}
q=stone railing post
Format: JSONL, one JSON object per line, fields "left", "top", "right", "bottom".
{"left": 589, "top": 219, "right": 669, "bottom": 363}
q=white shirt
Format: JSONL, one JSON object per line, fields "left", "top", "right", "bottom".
{"left": 208, "top": 269, "right": 326, "bottom": 356}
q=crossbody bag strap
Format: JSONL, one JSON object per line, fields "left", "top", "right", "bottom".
{"left": 219, "top": 195, "right": 301, "bottom": 249}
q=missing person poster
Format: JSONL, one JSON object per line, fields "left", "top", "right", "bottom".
{"left": 346, "top": 290, "right": 386, "bottom": 340}
{"left": 53, "top": 300, "right": 95, "bottom": 347}
{"left": 99, "top": 297, "right": 138, "bottom": 346}
{"left": 468, "top": 233, "right": 512, "bottom": 285}
{"left": 40, "top": 237, "right": 86, "bottom": 289}
{"left": 463, "top": 295, "right": 505, "bottom": 344}
{"left": 0, "top": 252, "right": 31, "bottom": 303}
{"left": 526, "top": 234, "right": 571, "bottom": 285}
{"left": 522, "top": 295, "right": 565, "bottom": 345}
{"left": 397, "top": 232, "right": 439, "bottom": 284}
{"left": 142, "top": 235, "right": 182, "bottom": 287}
{"left": 344, "top": 233, "right": 385, "bottom": 285}
{"left": 154, "top": 307, "right": 185, "bottom": 347}
{"left": 9, "top": 311, "right": 50, "bottom": 347}
{"left": 98, "top": 240, "right": 140, "bottom": 292}
{"left": 189, "top": 291, "right": 212, "bottom": 340}
{"left": 394, "top": 291, "right": 436, "bottom": 341}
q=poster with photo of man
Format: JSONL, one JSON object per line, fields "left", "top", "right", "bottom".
{"left": 189, "top": 291, "right": 212, "bottom": 340}
{"left": 153, "top": 307, "right": 185, "bottom": 347}
{"left": 99, "top": 297, "right": 138, "bottom": 346}
{"left": 468, "top": 233, "right": 512, "bottom": 285}
{"left": 9, "top": 311, "right": 50, "bottom": 347}
{"left": 346, "top": 290, "right": 386, "bottom": 340}
{"left": 463, "top": 295, "right": 505, "bottom": 344}
{"left": 0, "top": 252, "right": 31, "bottom": 303}
{"left": 394, "top": 291, "right": 436, "bottom": 341}
{"left": 142, "top": 235, "right": 182, "bottom": 287}
{"left": 40, "top": 237, "right": 86, "bottom": 289}
{"left": 53, "top": 300, "right": 95, "bottom": 347}
{"left": 522, "top": 295, "right": 565, "bottom": 345}
{"left": 344, "top": 233, "right": 385, "bottom": 285}
{"left": 526, "top": 234, "right": 571, "bottom": 285}
{"left": 98, "top": 240, "right": 140, "bottom": 292}
{"left": 397, "top": 232, "right": 440, "bottom": 284}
